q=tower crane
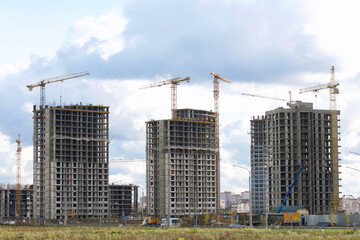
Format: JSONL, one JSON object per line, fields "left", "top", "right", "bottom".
{"left": 211, "top": 72, "right": 231, "bottom": 213}
{"left": 211, "top": 72, "right": 231, "bottom": 143}
{"left": 299, "top": 66, "right": 340, "bottom": 216}
{"left": 26, "top": 71, "right": 89, "bottom": 107}
{"left": 349, "top": 151, "right": 360, "bottom": 156}
{"left": 16, "top": 134, "right": 21, "bottom": 220}
{"left": 110, "top": 158, "right": 145, "bottom": 163}
{"left": 242, "top": 91, "right": 301, "bottom": 107}
{"left": 140, "top": 76, "right": 190, "bottom": 119}
{"left": 211, "top": 72, "right": 231, "bottom": 115}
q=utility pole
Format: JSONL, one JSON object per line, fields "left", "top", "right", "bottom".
{"left": 233, "top": 164, "right": 252, "bottom": 227}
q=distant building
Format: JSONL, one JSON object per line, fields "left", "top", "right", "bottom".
{"left": 221, "top": 191, "right": 250, "bottom": 213}
{"left": 109, "top": 184, "right": 138, "bottom": 218}
{"left": 220, "top": 199, "right": 226, "bottom": 209}
{"left": 341, "top": 197, "right": 360, "bottom": 214}
{"left": 220, "top": 191, "right": 232, "bottom": 210}
{"left": 32, "top": 104, "right": 110, "bottom": 220}
{"left": 240, "top": 191, "right": 250, "bottom": 201}
{"left": 146, "top": 109, "right": 219, "bottom": 218}
{"left": 139, "top": 196, "right": 147, "bottom": 211}
{"left": 233, "top": 200, "right": 250, "bottom": 214}
{"left": 0, "top": 184, "right": 33, "bottom": 221}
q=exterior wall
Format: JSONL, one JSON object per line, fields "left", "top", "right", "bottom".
{"left": 341, "top": 198, "right": 360, "bottom": 214}
{"left": 266, "top": 102, "right": 340, "bottom": 215}
{"left": 235, "top": 200, "right": 250, "bottom": 214}
{"left": 33, "top": 104, "right": 110, "bottom": 220}
{"left": 220, "top": 191, "right": 232, "bottom": 210}
{"left": 250, "top": 116, "right": 267, "bottom": 214}
{"left": 0, "top": 185, "right": 33, "bottom": 221}
{"left": 146, "top": 109, "right": 218, "bottom": 218}
{"left": 109, "top": 184, "right": 138, "bottom": 218}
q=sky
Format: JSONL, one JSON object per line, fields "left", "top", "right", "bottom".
{"left": 1, "top": 0, "right": 360, "bottom": 198}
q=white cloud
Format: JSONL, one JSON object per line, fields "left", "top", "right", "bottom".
{"left": 0, "top": 64, "right": 20, "bottom": 80}
{"left": 303, "top": 0, "right": 360, "bottom": 77}
{"left": 67, "top": 12, "right": 128, "bottom": 59}
{"left": 21, "top": 102, "right": 34, "bottom": 114}
{"left": 0, "top": 132, "right": 17, "bottom": 184}
{"left": 109, "top": 173, "right": 134, "bottom": 185}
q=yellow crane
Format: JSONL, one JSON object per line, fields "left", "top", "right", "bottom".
{"left": 26, "top": 71, "right": 89, "bottom": 107}
{"left": 16, "top": 134, "right": 21, "bottom": 220}
{"left": 211, "top": 72, "right": 231, "bottom": 213}
{"left": 299, "top": 66, "right": 340, "bottom": 218}
{"left": 140, "top": 76, "right": 190, "bottom": 119}
{"left": 242, "top": 91, "right": 301, "bottom": 107}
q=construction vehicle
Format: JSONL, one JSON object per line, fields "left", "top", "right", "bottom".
{"left": 142, "top": 216, "right": 160, "bottom": 226}
{"left": 140, "top": 76, "right": 190, "bottom": 119}
{"left": 278, "top": 161, "right": 306, "bottom": 213}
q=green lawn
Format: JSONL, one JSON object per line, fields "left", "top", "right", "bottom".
{"left": 0, "top": 226, "right": 359, "bottom": 240}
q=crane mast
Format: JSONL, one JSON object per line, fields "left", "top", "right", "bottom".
{"left": 26, "top": 71, "right": 89, "bottom": 107}
{"left": 299, "top": 66, "right": 340, "bottom": 218}
{"left": 140, "top": 76, "right": 190, "bottom": 119}
{"left": 16, "top": 134, "right": 21, "bottom": 220}
{"left": 211, "top": 72, "right": 231, "bottom": 214}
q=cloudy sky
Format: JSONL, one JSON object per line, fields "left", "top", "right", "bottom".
{"left": 1, "top": 0, "right": 360, "bottom": 197}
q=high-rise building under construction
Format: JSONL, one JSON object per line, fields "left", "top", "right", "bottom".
{"left": 32, "top": 104, "right": 110, "bottom": 220}
{"left": 250, "top": 116, "right": 267, "bottom": 214}
{"left": 251, "top": 102, "right": 340, "bottom": 215}
{"left": 146, "top": 109, "right": 219, "bottom": 218}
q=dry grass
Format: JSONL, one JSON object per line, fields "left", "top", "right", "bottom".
{"left": 0, "top": 226, "right": 359, "bottom": 240}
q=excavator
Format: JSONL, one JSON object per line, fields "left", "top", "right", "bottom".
{"left": 142, "top": 216, "right": 160, "bottom": 226}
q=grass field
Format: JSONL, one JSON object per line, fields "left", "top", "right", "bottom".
{"left": 0, "top": 226, "right": 359, "bottom": 240}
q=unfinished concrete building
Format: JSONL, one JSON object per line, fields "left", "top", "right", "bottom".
{"left": 265, "top": 102, "right": 340, "bottom": 214}
{"left": 32, "top": 104, "right": 110, "bottom": 220}
{"left": 146, "top": 109, "right": 218, "bottom": 218}
{"left": 250, "top": 116, "right": 267, "bottom": 214}
{"left": 0, "top": 184, "right": 33, "bottom": 221}
{"left": 109, "top": 184, "right": 138, "bottom": 218}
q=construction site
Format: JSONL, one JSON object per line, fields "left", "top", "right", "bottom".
{"left": 0, "top": 66, "right": 350, "bottom": 226}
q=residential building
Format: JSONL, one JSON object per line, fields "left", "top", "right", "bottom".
{"left": 266, "top": 102, "right": 340, "bottom": 214}
{"left": 146, "top": 109, "right": 218, "bottom": 218}
{"left": 109, "top": 184, "right": 138, "bottom": 218}
{"left": 250, "top": 116, "right": 267, "bottom": 214}
{"left": 32, "top": 104, "right": 110, "bottom": 220}
{"left": 0, "top": 184, "right": 33, "bottom": 221}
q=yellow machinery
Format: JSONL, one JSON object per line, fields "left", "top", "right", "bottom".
{"left": 142, "top": 216, "right": 160, "bottom": 226}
